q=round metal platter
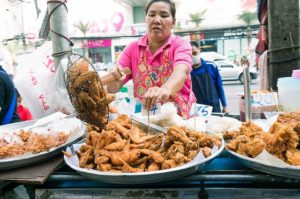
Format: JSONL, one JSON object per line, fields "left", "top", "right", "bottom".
{"left": 64, "top": 140, "right": 225, "bottom": 184}
{"left": 227, "top": 150, "right": 300, "bottom": 179}
{"left": 0, "top": 119, "right": 86, "bottom": 170}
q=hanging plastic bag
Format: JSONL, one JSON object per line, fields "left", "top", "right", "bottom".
{"left": 14, "top": 42, "right": 57, "bottom": 119}
{"left": 48, "top": 57, "right": 75, "bottom": 115}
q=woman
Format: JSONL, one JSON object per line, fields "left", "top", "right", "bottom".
{"left": 108, "top": 0, "right": 195, "bottom": 118}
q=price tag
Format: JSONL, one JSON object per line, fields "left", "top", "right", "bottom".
{"left": 253, "top": 92, "right": 278, "bottom": 106}
{"left": 190, "top": 103, "right": 213, "bottom": 118}
{"left": 142, "top": 103, "right": 161, "bottom": 116}
{"left": 263, "top": 111, "right": 279, "bottom": 119}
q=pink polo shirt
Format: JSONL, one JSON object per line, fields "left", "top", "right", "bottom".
{"left": 118, "top": 33, "right": 195, "bottom": 114}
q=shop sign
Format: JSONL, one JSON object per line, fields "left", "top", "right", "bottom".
{"left": 189, "top": 33, "right": 205, "bottom": 41}
{"left": 223, "top": 28, "right": 259, "bottom": 37}
{"left": 88, "top": 39, "right": 112, "bottom": 48}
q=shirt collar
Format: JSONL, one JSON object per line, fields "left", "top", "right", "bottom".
{"left": 138, "top": 33, "right": 174, "bottom": 49}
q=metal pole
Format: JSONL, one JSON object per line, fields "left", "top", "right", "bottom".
{"left": 241, "top": 56, "right": 252, "bottom": 121}
{"left": 47, "top": 0, "right": 71, "bottom": 70}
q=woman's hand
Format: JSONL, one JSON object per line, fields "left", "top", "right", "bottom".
{"left": 222, "top": 106, "right": 229, "bottom": 113}
{"left": 143, "top": 86, "right": 171, "bottom": 110}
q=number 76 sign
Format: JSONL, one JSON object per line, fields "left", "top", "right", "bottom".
{"left": 189, "top": 103, "right": 213, "bottom": 118}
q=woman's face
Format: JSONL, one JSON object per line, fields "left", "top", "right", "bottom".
{"left": 146, "top": 1, "right": 175, "bottom": 43}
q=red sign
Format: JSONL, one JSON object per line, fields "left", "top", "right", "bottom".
{"left": 87, "top": 39, "right": 111, "bottom": 48}
{"left": 189, "top": 33, "right": 205, "bottom": 41}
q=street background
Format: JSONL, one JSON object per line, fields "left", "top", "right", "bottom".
{"left": 223, "top": 74, "right": 259, "bottom": 115}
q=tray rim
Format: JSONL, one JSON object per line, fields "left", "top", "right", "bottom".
{"left": 226, "top": 149, "right": 300, "bottom": 179}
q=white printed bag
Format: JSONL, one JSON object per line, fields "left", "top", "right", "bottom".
{"left": 14, "top": 42, "right": 57, "bottom": 119}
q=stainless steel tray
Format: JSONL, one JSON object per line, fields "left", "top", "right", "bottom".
{"left": 64, "top": 140, "right": 225, "bottom": 184}
{"left": 227, "top": 150, "right": 300, "bottom": 179}
{"left": 0, "top": 119, "right": 86, "bottom": 170}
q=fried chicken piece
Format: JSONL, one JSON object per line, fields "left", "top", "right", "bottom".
{"left": 226, "top": 135, "right": 251, "bottom": 156}
{"left": 95, "top": 149, "right": 141, "bottom": 165}
{"left": 244, "top": 138, "right": 266, "bottom": 157}
{"left": 286, "top": 149, "right": 300, "bottom": 166}
{"left": 79, "top": 149, "right": 93, "bottom": 167}
{"left": 166, "top": 126, "right": 196, "bottom": 149}
{"left": 201, "top": 147, "right": 212, "bottom": 158}
{"left": 106, "top": 93, "right": 116, "bottom": 103}
{"left": 95, "top": 131, "right": 116, "bottom": 149}
{"left": 86, "top": 131, "right": 102, "bottom": 146}
{"left": 240, "top": 121, "right": 266, "bottom": 138}
{"left": 104, "top": 140, "right": 127, "bottom": 151}
{"left": 161, "top": 159, "right": 178, "bottom": 169}
{"left": 18, "top": 130, "right": 30, "bottom": 142}
{"left": 147, "top": 162, "right": 160, "bottom": 171}
{"left": 97, "top": 163, "right": 112, "bottom": 172}
{"left": 145, "top": 134, "right": 164, "bottom": 151}
{"left": 187, "top": 150, "right": 198, "bottom": 160}
{"left": 266, "top": 123, "right": 299, "bottom": 157}
{"left": 0, "top": 144, "right": 26, "bottom": 158}
{"left": 94, "top": 156, "right": 110, "bottom": 164}
{"left": 119, "top": 158, "right": 144, "bottom": 173}
{"left": 276, "top": 112, "right": 300, "bottom": 124}
{"left": 62, "top": 150, "right": 73, "bottom": 158}
{"left": 80, "top": 144, "right": 94, "bottom": 153}
{"left": 138, "top": 149, "right": 164, "bottom": 163}
{"left": 223, "top": 130, "right": 239, "bottom": 140}
{"left": 128, "top": 126, "right": 156, "bottom": 144}
{"left": 67, "top": 58, "right": 89, "bottom": 80}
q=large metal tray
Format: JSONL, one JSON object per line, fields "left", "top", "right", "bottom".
{"left": 0, "top": 119, "right": 86, "bottom": 170}
{"left": 64, "top": 140, "right": 225, "bottom": 184}
{"left": 227, "top": 150, "right": 300, "bottom": 179}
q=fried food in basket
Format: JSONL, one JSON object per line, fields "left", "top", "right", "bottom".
{"left": 225, "top": 112, "right": 300, "bottom": 166}
{"left": 66, "top": 57, "right": 109, "bottom": 129}
{"left": 76, "top": 114, "right": 222, "bottom": 173}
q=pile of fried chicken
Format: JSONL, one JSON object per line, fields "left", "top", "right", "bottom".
{"left": 67, "top": 58, "right": 112, "bottom": 128}
{"left": 224, "top": 112, "right": 300, "bottom": 166}
{"left": 75, "top": 114, "right": 222, "bottom": 173}
{"left": 0, "top": 130, "right": 69, "bottom": 159}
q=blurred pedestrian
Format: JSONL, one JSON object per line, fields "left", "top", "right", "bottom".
{"left": 16, "top": 90, "right": 33, "bottom": 121}
{"left": 0, "top": 64, "right": 20, "bottom": 125}
{"left": 190, "top": 41, "right": 229, "bottom": 113}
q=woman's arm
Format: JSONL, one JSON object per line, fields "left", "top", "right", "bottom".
{"left": 106, "top": 65, "right": 127, "bottom": 93}
{"left": 161, "top": 63, "right": 189, "bottom": 95}
{"left": 143, "top": 64, "right": 189, "bottom": 110}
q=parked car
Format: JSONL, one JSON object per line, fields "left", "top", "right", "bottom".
{"left": 200, "top": 52, "right": 228, "bottom": 62}
{"left": 214, "top": 60, "right": 258, "bottom": 84}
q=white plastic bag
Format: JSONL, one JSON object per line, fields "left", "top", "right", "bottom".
{"left": 14, "top": 42, "right": 74, "bottom": 119}
{"left": 48, "top": 57, "right": 74, "bottom": 115}
{"left": 14, "top": 42, "right": 56, "bottom": 119}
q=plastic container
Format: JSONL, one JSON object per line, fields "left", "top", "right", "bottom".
{"left": 239, "top": 95, "right": 261, "bottom": 122}
{"left": 277, "top": 77, "right": 300, "bottom": 112}
{"left": 292, "top": 69, "right": 300, "bottom": 79}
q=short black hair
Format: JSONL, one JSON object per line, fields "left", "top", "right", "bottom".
{"left": 145, "top": 0, "right": 176, "bottom": 20}
{"left": 190, "top": 41, "right": 199, "bottom": 48}
{"left": 16, "top": 89, "right": 20, "bottom": 98}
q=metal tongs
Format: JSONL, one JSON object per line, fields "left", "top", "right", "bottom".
{"left": 131, "top": 115, "right": 167, "bottom": 133}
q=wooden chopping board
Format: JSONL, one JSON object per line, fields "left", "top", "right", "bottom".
{"left": 0, "top": 156, "right": 64, "bottom": 185}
